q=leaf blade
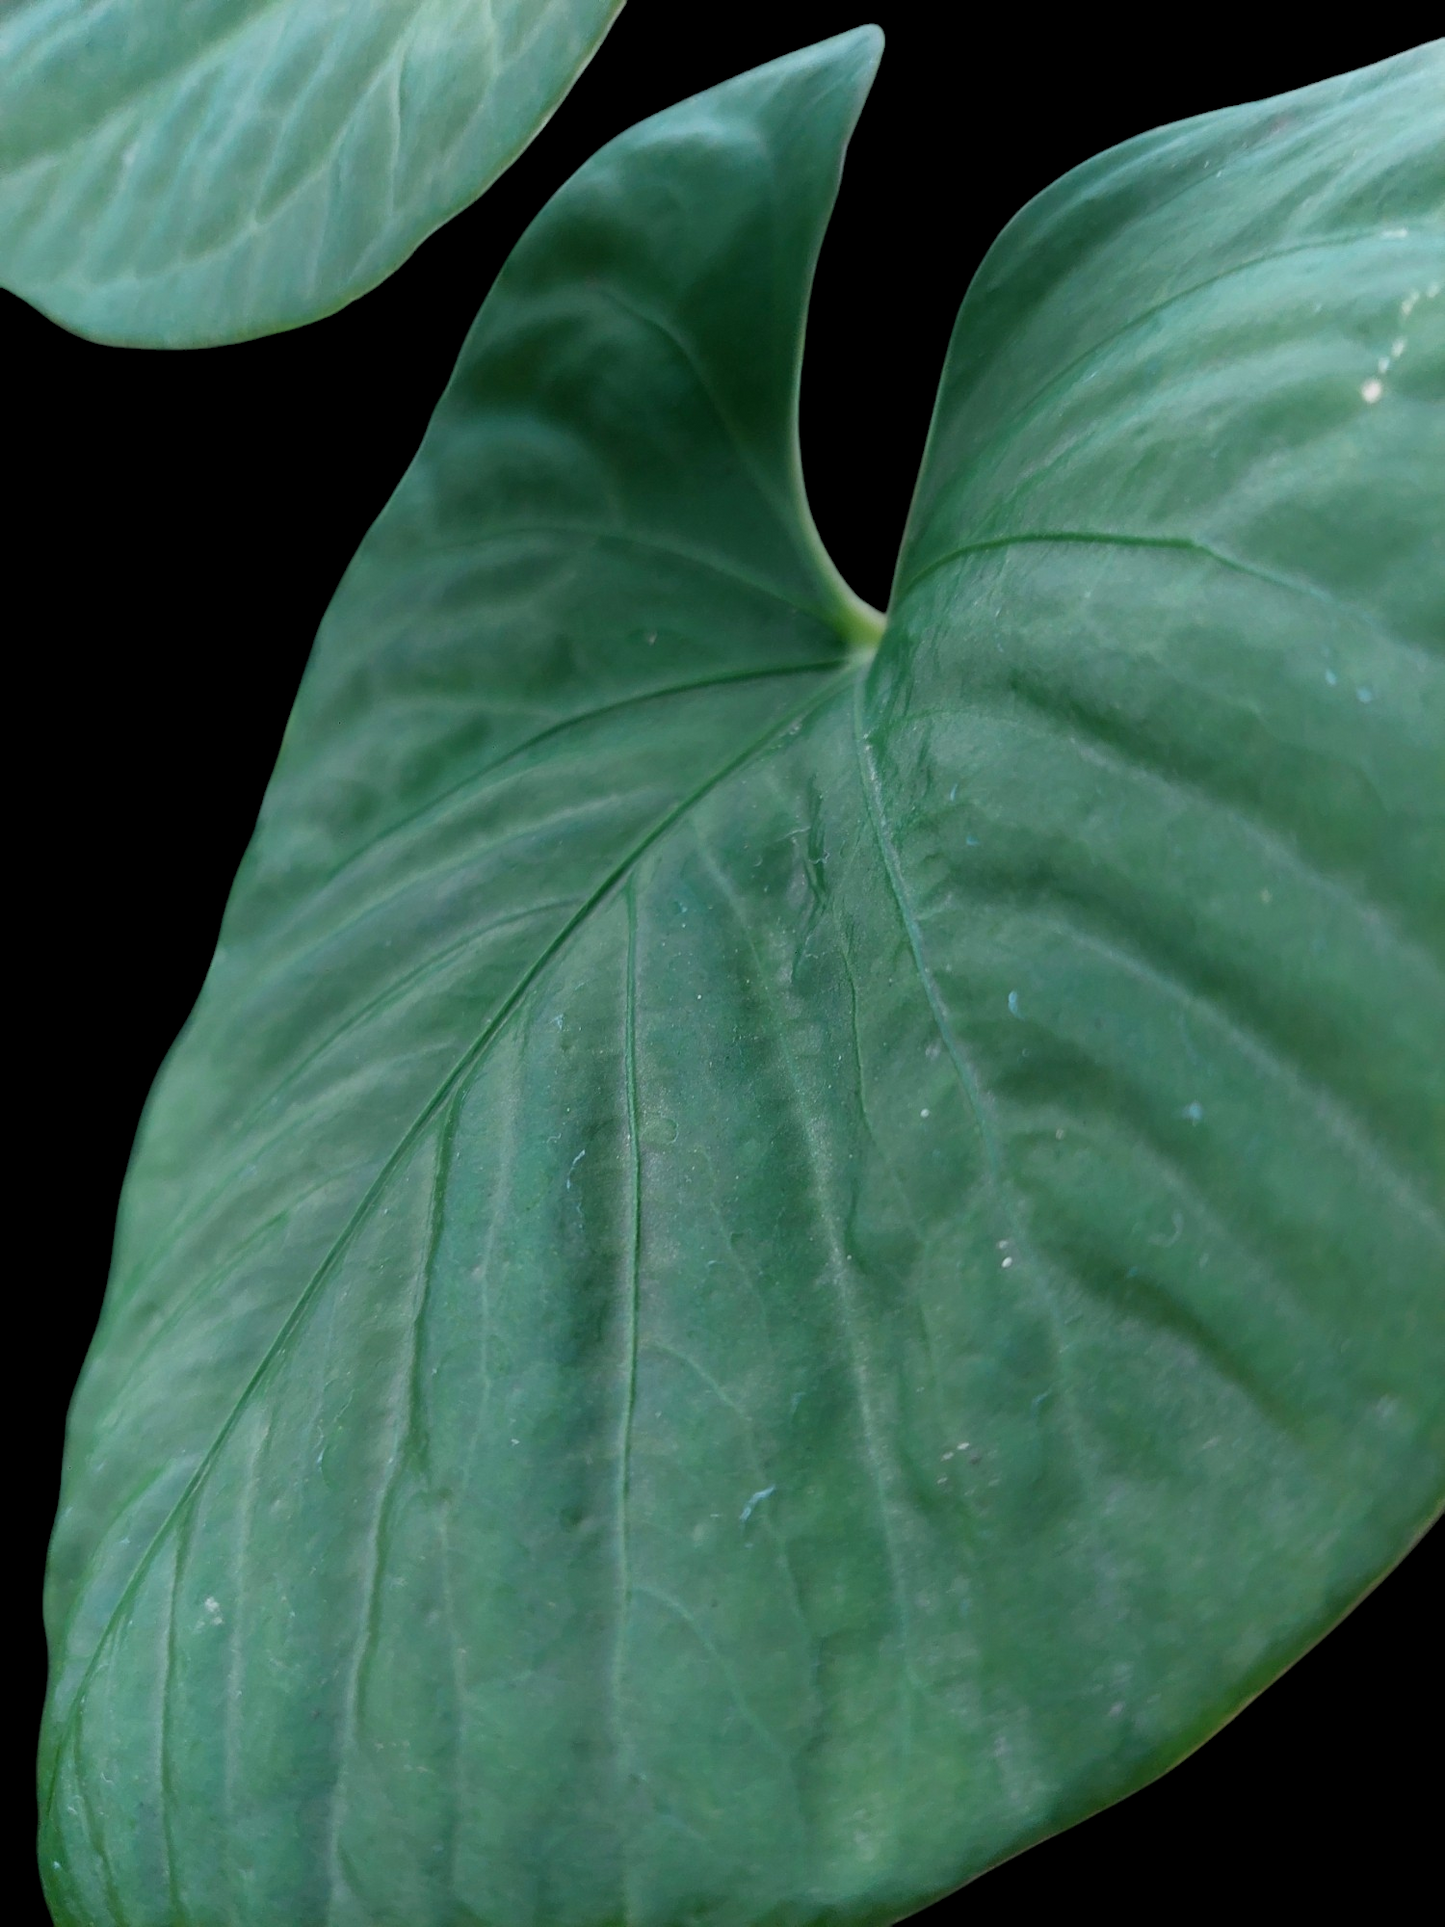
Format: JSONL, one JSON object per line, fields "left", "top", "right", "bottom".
{"left": 43, "top": 30, "right": 1445, "bottom": 1927}
{"left": 0, "top": 0, "right": 625, "bottom": 345}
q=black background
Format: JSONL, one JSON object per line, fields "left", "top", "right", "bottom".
{"left": 10, "top": 5, "right": 1441, "bottom": 1920}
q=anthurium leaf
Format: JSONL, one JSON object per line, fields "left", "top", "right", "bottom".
{"left": 42, "top": 27, "right": 1444, "bottom": 1927}
{"left": 0, "top": 0, "right": 622, "bottom": 346}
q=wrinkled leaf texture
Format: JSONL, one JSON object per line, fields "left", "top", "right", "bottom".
{"left": 43, "top": 27, "right": 1445, "bottom": 1927}
{"left": 0, "top": 0, "right": 622, "bottom": 345}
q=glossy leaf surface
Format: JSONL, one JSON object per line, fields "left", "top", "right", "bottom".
{"left": 43, "top": 30, "right": 1445, "bottom": 1926}
{"left": 0, "top": 0, "right": 621, "bottom": 345}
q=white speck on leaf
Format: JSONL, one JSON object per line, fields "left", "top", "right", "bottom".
{"left": 1357, "top": 686, "right": 1373, "bottom": 704}
{"left": 566, "top": 1148, "right": 586, "bottom": 1188}
{"left": 920, "top": 1107, "right": 930, "bottom": 1118}
{"left": 1180, "top": 1101, "right": 1204, "bottom": 1123}
{"left": 1007, "top": 990, "right": 1021, "bottom": 1017}
{"left": 1149, "top": 1211, "right": 1185, "bottom": 1249}
{"left": 1391, "top": 337, "right": 1407, "bottom": 357}
{"left": 203, "top": 1597, "right": 223, "bottom": 1625}
{"left": 1360, "top": 377, "right": 1383, "bottom": 403}
{"left": 1325, "top": 669, "right": 1338, "bottom": 685}
{"left": 739, "top": 1485, "right": 775, "bottom": 1524}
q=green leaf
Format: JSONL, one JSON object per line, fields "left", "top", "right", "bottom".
{"left": 0, "top": 0, "right": 623, "bottom": 346}
{"left": 43, "top": 28, "right": 1444, "bottom": 1926}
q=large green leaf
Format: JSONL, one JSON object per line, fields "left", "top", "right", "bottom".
{"left": 42, "top": 28, "right": 1444, "bottom": 1926}
{"left": 0, "top": 0, "right": 622, "bottom": 346}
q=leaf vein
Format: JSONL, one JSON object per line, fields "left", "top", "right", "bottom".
{"left": 900, "top": 529, "right": 1434, "bottom": 664}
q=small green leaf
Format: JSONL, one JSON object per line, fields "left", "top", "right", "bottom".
{"left": 0, "top": 0, "right": 623, "bottom": 346}
{"left": 42, "top": 28, "right": 1444, "bottom": 1927}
